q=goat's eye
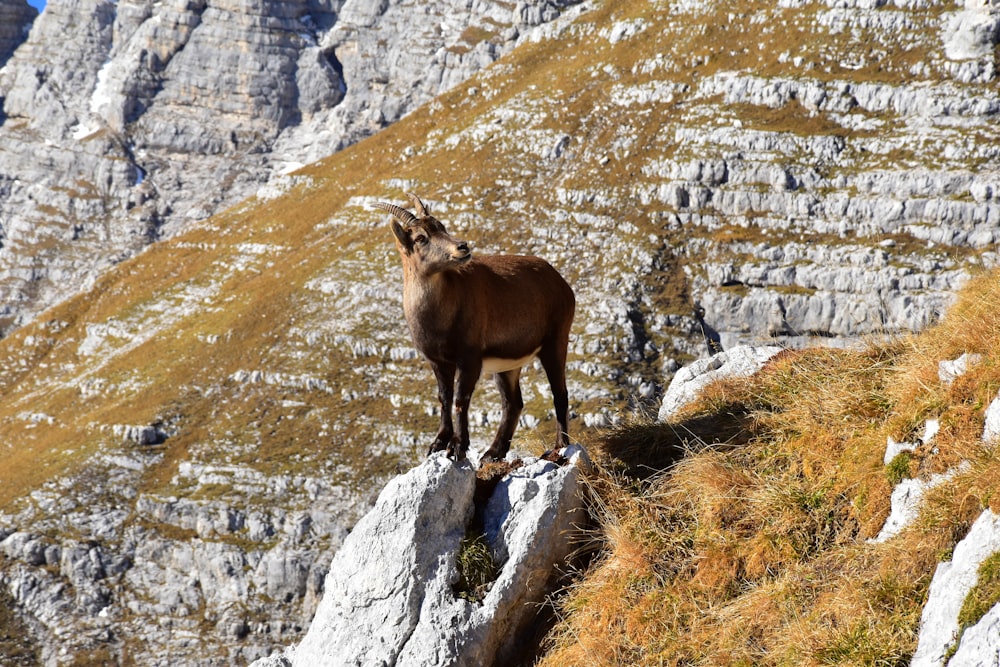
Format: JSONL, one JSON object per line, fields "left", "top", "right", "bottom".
{"left": 414, "top": 235, "right": 429, "bottom": 246}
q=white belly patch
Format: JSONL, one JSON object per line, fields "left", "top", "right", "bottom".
{"left": 482, "top": 347, "right": 540, "bottom": 374}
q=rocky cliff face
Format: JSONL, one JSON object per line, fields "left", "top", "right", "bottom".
{"left": 621, "top": 0, "right": 1000, "bottom": 349}
{"left": 0, "top": 0, "right": 35, "bottom": 66}
{"left": 0, "top": 0, "right": 574, "bottom": 334}
{"left": 0, "top": 448, "right": 364, "bottom": 665}
{"left": 0, "top": 0, "right": 998, "bottom": 664}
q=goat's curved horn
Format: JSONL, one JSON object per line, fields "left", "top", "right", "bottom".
{"left": 375, "top": 201, "right": 418, "bottom": 225}
{"left": 405, "top": 192, "right": 429, "bottom": 218}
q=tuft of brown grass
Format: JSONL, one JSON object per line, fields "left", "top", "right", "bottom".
{"left": 538, "top": 268, "right": 1000, "bottom": 667}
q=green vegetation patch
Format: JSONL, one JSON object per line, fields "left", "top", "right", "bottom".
{"left": 886, "top": 451, "right": 914, "bottom": 486}
{"left": 958, "top": 551, "right": 1000, "bottom": 633}
{"left": 454, "top": 530, "right": 499, "bottom": 603}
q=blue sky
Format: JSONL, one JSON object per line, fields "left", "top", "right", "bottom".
{"left": 27, "top": 0, "right": 45, "bottom": 11}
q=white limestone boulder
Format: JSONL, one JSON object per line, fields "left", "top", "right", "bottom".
{"left": 939, "top": 352, "right": 983, "bottom": 386}
{"left": 911, "top": 509, "right": 1000, "bottom": 666}
{"left": 658, "top": 345, "right": 783, "bottom": 421}
{"left": 943, "top": 1, "right": 1000, "bottom": 61}
{"left": 262, "top": 446, "right": 588, "bottom": 667}
{"left": 870, "top": 465, "right": 965, "bottom": 544}
{"left": 948, "top": 600, "right": 1000, "bottom": 666}
{"left": 983, "top": 390, "right": 1000, "bottom": 444}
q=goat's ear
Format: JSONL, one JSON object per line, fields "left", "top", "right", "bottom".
{"left": 391, "top": 220, "right": 413, "bottom": 252}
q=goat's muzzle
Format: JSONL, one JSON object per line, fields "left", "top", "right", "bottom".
{"left": 453, "top": 241, "right": 472, "bottom": 262}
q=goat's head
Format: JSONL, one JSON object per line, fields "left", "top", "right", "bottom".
{"left": 377, "top": 193, "right": 471, "bottom": 277}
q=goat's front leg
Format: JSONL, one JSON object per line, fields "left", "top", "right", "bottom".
{"left": 448, "top": 360, "right": 482, "bottom": 461}
{"left": 429, "top": 361, "right": 456, "bottom": 455}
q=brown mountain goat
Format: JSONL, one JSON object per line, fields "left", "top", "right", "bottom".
{"left": 377, "top": 193, "right": 575, "bottom": 463}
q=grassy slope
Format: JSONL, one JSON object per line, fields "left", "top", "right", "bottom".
{"left": 0, "top": 0, "right": 988, "bottom": 507}
{"left": 539, "top": 269, "right": 1000, "bottom": 665}
{"left": 0, "top": 0, "right": 648, "bottom": 512}
{"left": 0, "top": 0, "right": 996, "bottom": 660}
{"left": 0, "top": 173, "right": 367, "bottom": 505}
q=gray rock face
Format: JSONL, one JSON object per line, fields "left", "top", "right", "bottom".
{"left": 658, "top": 345, "right": 783, "bottom": 421}
{"left": 0, "top": 0, "right": 575, "bottom": 334}
{"left": 943, "top": 0, "right": 1000, "bottom": 63}
{"left": 281, "top": 447, "right": 587, "bottom": 667}
{"left": 983, "top": 390, "right": 1000, "bottom": 443}
{"left": 0, "top": 446, "right": 362, "bottom": 665}
{"left": 628, "top": 59, "right": 1000, "bottom": 349}
{"left": 911, "top": 509, "right": 1000, "bottom": 666}
{"left": 291, "top": 455, "right": 475, "bottom": 666}
{"left": 948, "top": 600, "right": 1000, "bottom": 667}
{"left": 0, "top": 0, "right": 35, "bottom": 66}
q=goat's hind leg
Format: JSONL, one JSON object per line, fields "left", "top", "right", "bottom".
{"left": 539, "top": 341, "right": 571, "bottom": 452}
{"left": 481, "top": 368, "right": 523, "bottom": 464}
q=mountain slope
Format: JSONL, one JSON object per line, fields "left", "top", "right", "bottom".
{"left": 0, "top": 0, "right": 574, "bottom": 335}
{"left": 539, "top": 267, "right": 1000, "bottom": 666}
{"left": 0, "top": 0, "right": 998, "bottom": 663}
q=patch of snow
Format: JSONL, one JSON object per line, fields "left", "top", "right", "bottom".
{"left": 89, "top": 59, "right": 114, "bottom": 117}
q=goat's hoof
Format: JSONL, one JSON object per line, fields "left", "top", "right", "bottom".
{"left": 427, "top": 439, "right": 449, "bottom": 456}
{"left": 478, "top": 455, "right": 498, "bottom": 468}
{"left": 540, "top": 448, "right": 567, "bottom": 464}
{"left": 479, "top": 448, "right": 504, "bottom": 466}
{"left": 445, "top": 440, "right": 467, "bottom": 462}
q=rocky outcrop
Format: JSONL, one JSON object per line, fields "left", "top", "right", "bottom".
{"left": 255, "top": 447, "right": 588, "bottom": 667}
{"left": 948, "top": 601, "right": 1000, "bottom": 667}
{"left": 944, "top": 0, "right": 1000, "bottom": 65}
{"left": 983, "top": 389, "right": 1000, "bottom": 444}
{"left": 1, "top": 0, "right": 1000, "bottom": 663}
{"left": 0, "top": 448, "right": 364, "bottom": 665}
{"left": 872, "top": 354, "right": 995, "bottom": 544}
{"left": 658, "top": 345, "right": 783, "bottom": 421}
{"left": 871, "top": 465, "right": 965, "bottom": 544}
{"left": 912, "top": 509, "right": 1000, "bottom": 667}
{"left": 0, "top": 0, "right": 35, "bottom": 66}
{"left": 0, "top": 0, "right": 576, "bottom": 334}
{"left": 870, "top": 352, "right": 1000, "bottom": 664}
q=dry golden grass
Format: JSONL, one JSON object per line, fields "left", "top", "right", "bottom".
{"left": 539, "top": 269, "right": 1000, "bottom": 666}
